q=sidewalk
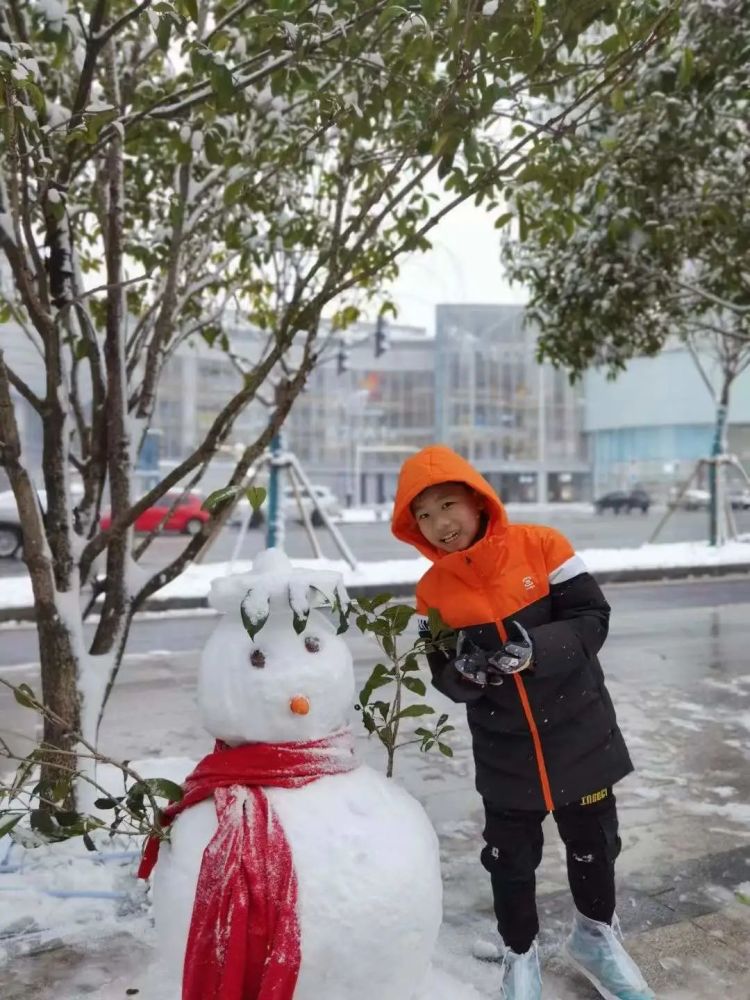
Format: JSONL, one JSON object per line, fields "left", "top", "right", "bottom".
{"left": 2, "top": 603, "right": 749, "bottom": 998}
{"left": 1, "top": 537, "right": 749, "bottom": 623}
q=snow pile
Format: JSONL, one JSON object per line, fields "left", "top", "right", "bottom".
{"left": 1, "top": 538, "right": 748, "bottom": 616}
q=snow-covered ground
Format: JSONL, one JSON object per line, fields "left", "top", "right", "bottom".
{"left": 1, "top": 538, "right": 748, "bottom": 612}
{"left": 3, "top": 623, "right": 750, "bottom": 999}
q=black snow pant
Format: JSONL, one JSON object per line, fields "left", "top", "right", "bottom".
{"left": 481, "top": 788, "right": 622, "bottom": 955}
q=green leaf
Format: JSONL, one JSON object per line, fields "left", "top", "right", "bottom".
{"left": 531, "top": 1, "right": 543, "bottom": 41}
{"left": 182, "top": 0, "right": 198, "bottom": 23}
{"left": 361, "top": 711, "right": 377, "bottom": 734}
{"left": 402, "top": 676, "right": 426, "bottom": 696}
{"left": 136, "top": 778, "right": 184, "bottom": 803}
{"left": 241, "top": 602, "right": 268, "bottom": 641}
{"left": 0, "top": 814, "right": 22, "bottom": 838}
{"left": 211, "top": 63, "right": 235, "bottom": 105}
{"left": 427, "top": 607, "right": 450, "bottom": 637}
{"left": 202, "top": 484, "right": 241, "bottom": 513}
{"left": 54, "top": 809, "right": 82, "bottom": 827}
{"left": 246, "top": 486, "right": 267, "bottom": 511}
{"left": 517, "top": 197, "right": 528, "bottom": 241}
{"left": 94, "top": 797, "right": 119, "bottom": 810}
{"left": 30, "top": 808, "right": 55, "bottom": 835}
{"left": 679, "top": 47, "right": 694, "bottom": 88}
{"left": 421, "top": 0, "right": 440, "bottom": 18}
{"left": 156, "top": 15, "right": 172, "bottom": 52}
{"left": 82, "top": 831, "right": 97, "bottom": 852}
{"left": 292, "top": 607, "right": 309, "bottom": 634}
{"left": 438, "top": 742, "right": 454, "bottom": 757}
{"left": 383, "top": 603, "right": 415, "bottom": 635}
{"left": 397, "top": 704, "right": 435, "bottom": 719}
{"left": 494, "top": 211, "right": 513, "bottom": 230}
{"left": 13, "top": 683, "right": 37, "bottom": 709}
{"left": 610, "top": 87, "right": 626, "bottom": 113}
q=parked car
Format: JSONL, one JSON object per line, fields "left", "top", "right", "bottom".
{"left": 233, "top": 484, "right": 342, "bottom": 528}
{"left": 729, "top": 489, "right": 750, "bottom": 511}
{"left": 0, "top": 484, "right": 85, "bottom": 559}
{"left": 100, "top": 491, "right": 210, "bottom": 535}
{"left": 593, "top": 489, "right": 651, "bottom": 514}
{"left": 669, "top": 488, "right": 710, "bottom": 511}
{"left": 0, "top": 490, "right": 23, "bottom": 558}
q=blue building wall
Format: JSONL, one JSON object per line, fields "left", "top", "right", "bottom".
{"left": 584, "top": 346, "right": 750, "bottom": 494}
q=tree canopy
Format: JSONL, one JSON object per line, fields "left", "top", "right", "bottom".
{"left": 503, "top": 0, "right": 749, "bottom": 377}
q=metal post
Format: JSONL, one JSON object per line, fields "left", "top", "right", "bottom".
{"left": 708, "top": 403, "right": 727, "bottom": 547}
{"left": 354, "top": 444, "right": 362, "bottom": 507}
{"left": 266, "top": 432, "right": 285, "bottom": 549}
{"left": 289, "top": 454, "right": 358, "bottom": 569}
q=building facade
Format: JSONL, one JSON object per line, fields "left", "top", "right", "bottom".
{"left": 435, "top": 304, "right": 590, "bottom": 502}
{"left": 584, "top": 343, "right": 750, "bottom": 497}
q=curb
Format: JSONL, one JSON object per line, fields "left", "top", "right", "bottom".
{"left": 0, "top": 560, "right": 748, "bottom": 624}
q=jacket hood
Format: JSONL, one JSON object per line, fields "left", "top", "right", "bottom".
{"left": 391, "top": 445, "right": 508, "bottom": 561}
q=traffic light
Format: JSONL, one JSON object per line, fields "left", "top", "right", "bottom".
{"left": 374, "top": 315, "right": 389, "bottom": 357}
{"left": 337, "top": 343, "right": 349, "bottom": 374}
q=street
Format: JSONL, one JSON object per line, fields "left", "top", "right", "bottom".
{"left": 2, "top": 504, "right": 749, "bottom": 579}
{"left": 2, "top": 574, "right": 750, "bottom": 997}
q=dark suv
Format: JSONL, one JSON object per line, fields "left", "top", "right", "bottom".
{"left": 594, "top": 489, "right": 651, "bottom": 514}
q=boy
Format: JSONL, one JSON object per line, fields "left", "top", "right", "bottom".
{"left": 391, "top": 445, "right": 653, "bottom": 1000}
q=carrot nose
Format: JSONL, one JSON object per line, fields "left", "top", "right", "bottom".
{"left": 290, "top": 695, "right": 310, "bottom": 716}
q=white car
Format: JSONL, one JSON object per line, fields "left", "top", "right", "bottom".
{"left": 0, "top": 484, "right": 85, "bottom": 558}
{"left": 669, "top": 487, "right": 710, "bottom": 511}
{"left": 729, "top": 488, "right": 750, "bottom": 511}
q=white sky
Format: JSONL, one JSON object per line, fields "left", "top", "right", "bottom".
{"left": 386, "top": 190, "right": 528, "bottom": 336}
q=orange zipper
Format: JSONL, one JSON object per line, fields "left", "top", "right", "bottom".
{"left": 494, "top": 619, "right": 555, "bottom": 813}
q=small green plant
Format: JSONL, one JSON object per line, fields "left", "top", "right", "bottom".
{"left": 351, "top": 596, "right": 457, "bottom": 778}
{"left": 0, "top": 678, "right": 179, "bottom": 850}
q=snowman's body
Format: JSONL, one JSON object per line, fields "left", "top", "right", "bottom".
{"left": 150, "top": 551, "right": 443, "bottom": 1000}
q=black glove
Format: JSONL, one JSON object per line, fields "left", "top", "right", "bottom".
{"left": 487, "top": 621, "right": 533, "bottom": 676}
{"left": 453, "top": 632, "right": 504, "bottom": 687}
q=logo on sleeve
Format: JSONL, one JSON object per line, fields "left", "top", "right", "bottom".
{"left": 522, "top": 576, "right": 536, "bottom": 591}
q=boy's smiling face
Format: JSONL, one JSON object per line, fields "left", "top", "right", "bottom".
{"left": 411, "top": 481, "right": 484, "bottom": 553}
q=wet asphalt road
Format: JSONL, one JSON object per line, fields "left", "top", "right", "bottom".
{"left": 0, "top": 575, "right": 748, "bottom": 669}
{"left": 2, "top": 504, "right": 750, "bottom": 577}
{"left": 2, "top": 576, "right": 749, "bottom": 1000}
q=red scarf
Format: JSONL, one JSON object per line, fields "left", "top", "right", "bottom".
{"left": 138, "top": 729, "right": 358, "bottom": 1000}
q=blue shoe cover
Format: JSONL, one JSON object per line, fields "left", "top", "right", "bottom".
{"left": 499, "top": 939, "right": 542, "bottom": 1000}
{"left": 564, "top": 910, "right": 655, "bottom": 1000}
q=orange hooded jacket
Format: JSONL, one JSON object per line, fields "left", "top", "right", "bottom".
{"left": 391, "top": 445, "right": 632, "bottom": 812}
{"left": 391, "top": 445, "right": 575, "bottom": 631}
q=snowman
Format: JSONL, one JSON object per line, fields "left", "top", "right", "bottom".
{"left": 139, "top": 548, "right": 445, "bottom": 1000}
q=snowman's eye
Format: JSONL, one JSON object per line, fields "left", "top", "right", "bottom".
{"left": 304, "top": 636, "right": 320, "bottom": 653}
{"left": 249, "top": 648, "right": 266, "bottom": 668}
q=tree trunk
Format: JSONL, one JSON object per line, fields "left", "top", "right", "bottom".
{"left": 37, "top": 606, "right": 81, "bottom": 807}
{"left": 708, "top": 377, "right": 731, "bottom": 547}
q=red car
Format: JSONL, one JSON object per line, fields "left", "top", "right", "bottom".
{"left": 100, "top": 492, "right": 210, "bottom": 535}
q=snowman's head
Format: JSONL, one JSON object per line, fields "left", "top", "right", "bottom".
{"left": 198, "top": 549, "right": 355, "bottom": 745}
